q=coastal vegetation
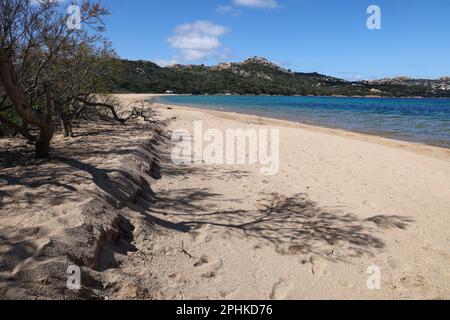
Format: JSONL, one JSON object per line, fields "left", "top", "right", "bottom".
{"left": 0, "top": 0, "right": 153, "bottom": 158}
{"left": 106, "top": 57, "right": 450, "bottom": 98}
{"left": 1, "top": 1, "right": 449, "bottom": 158}
{"left": 1, "top": 1, "right": 449, "bottom": 301}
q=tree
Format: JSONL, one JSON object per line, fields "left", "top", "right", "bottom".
{"left": 0, "top": 0, "right": 109, "bottom": 158}
{"left": 47, "top": 41, "right": 122, "bottom": 137}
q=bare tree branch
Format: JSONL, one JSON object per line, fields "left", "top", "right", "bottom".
{"left": 75, "top": 97, "right": 128, "bottom": 124}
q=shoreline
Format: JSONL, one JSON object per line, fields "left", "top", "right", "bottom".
{"left": 150, "top": 93, "right": 450, "bottom": 100}
{"left": 152, "top": 99, "right": 450, "bottom": 162}
{"left": 150, "top": 96, "right": 450, "bottom": 299}
{"left": 2, "top": 93, "right": 449, "bottom": 299}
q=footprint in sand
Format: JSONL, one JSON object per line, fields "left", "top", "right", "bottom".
{"left": 400, "top": 274, "right": 430, "bottom": 292}
{"left": 190, "top": 225, "right": 213, "bottom": 243}
{"left": 219, "top": 289, "right": 236, "bottom": 298}
{"left": 309, "top": 256, "right": 329, "bottom": 278}
{"left": 201, "top": 257, "right": 224, "bottom": 279}
{"left": 269, "top": 278, "right": 292, "bottom": 300}
{"left": 194, "top": 255, "right": 210, "bottom": 267}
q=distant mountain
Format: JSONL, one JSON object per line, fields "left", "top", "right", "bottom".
{"left": 105, "top": 57, "right": 450, "bottom": 98}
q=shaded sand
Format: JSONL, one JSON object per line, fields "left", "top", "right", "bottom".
{"left": 0, "top": 110, "right": 165, "bottom": 299}
{"left": 1, "top": 94, "right": 449, "bottom": 299}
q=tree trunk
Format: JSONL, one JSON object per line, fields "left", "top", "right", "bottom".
{"left": 66, "top": 122, "right": 73, "bottom": 137}
{"left": 0, "top": 48, "right": 54, "bottom": 158}
{"left": 35, "top": 128, "right": 52, "bottom": 158}
{"left": 61, "top": 119, "right": 69, "bottom": 137}
{"left": 33, "top": 86, "right": 55, "bottom": 158}
{"left": 0, "top": 49, "right": 48, "bottom": 129}
{"left": 60, "top": 118, "right": 73, "bottom": 138}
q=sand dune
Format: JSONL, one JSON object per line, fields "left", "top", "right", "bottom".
{"left": 1, "top": 94, "right": 449, "bottom": 299}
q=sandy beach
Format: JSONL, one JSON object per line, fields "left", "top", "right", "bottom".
{"left": 1, "top": 94, "right": 449, "bottom": 300}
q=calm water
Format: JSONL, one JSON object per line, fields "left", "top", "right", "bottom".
{"left": 158, "top": 95, "right": 450, "bottom": 148}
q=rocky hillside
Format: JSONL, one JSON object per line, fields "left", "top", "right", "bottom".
{"left": 106, "top": 57, "right": 450, "bottom": 98}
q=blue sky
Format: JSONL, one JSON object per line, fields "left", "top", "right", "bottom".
{"left": 102, "top": 0, "right": 450, "bottom": 80}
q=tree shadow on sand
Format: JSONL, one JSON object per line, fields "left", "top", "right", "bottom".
{"left": 0, "top": 120, "right": 170, "bottom": 210}
{"left": 1, "top": 119, "right": 414, "bottom": 264}
{"left": 147, "top": 190, "right": 414, "bottom": 262}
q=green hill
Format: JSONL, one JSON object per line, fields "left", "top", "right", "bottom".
{"left": 106, "top": 57, "right": 450, "bottom": 98}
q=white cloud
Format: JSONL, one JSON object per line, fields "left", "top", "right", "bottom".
{"left": 216, "top": 5, "right": 234, "bottom": 14}
{"left": 215, "top": 4, "right": 242, "bottom": 16}
{"left": 168, "top": 20, "right": 229, "bottom": 61}
{"left": 216, "top": 0, "right": 279, "bottom": 16}
{"left": 233, "top": 0, "right": 279, "bottom": 9}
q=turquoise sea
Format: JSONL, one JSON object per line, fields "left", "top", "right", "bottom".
{"left": 158, "top": 95, "right": 450, "bottom": 149}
